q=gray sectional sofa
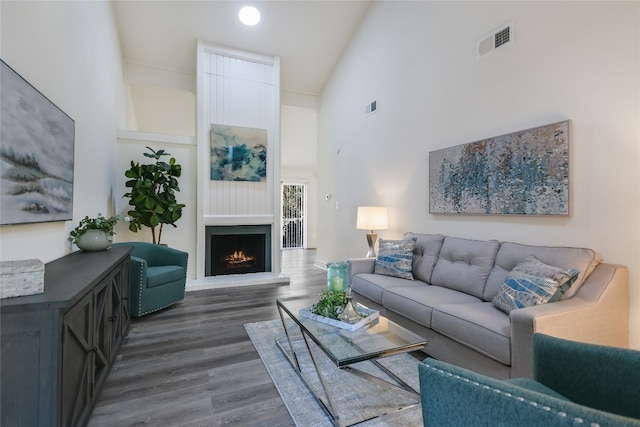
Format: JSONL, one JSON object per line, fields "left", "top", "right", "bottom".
{"left": 348, "top": 233, "right": 630, "bottom": 379}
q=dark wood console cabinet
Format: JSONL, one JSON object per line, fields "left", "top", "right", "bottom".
{"left": 1, "top": 246, "right": 132, "bottom": 427}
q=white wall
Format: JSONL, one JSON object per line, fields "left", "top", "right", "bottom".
{"left": 129, "top": 85, "right": 195, "bottom": 137}
{"left": 317, "top": 1, "right": 640, "bottom": 347}
{"left": 281, "top": 105, "right": 318, "bottom": 248}
{"left": 0, "top": 1, "right": 128, "bottom": 263}
{"left": 123, "top": 62, "right": 196, "bottom": 136}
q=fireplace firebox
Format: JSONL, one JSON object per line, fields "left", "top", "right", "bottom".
{"left": 205, "top": 225, "right": 272, "bottom": 276}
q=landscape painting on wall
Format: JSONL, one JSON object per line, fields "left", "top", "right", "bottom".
{"left": 210, "top": 124, "right": 267, "bottom": 182}
{"left": 0, "top": 60, "right": 75, "bottom": 225}
{"left": 429, "top": 120, "right": 570, "bottom": 215}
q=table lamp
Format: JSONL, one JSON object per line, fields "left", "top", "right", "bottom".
{"left": 356, "top": 206, "right": 388, "bottom": 258}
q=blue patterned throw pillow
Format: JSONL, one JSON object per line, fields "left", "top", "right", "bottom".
{"left": 374, "top": 237, "right": 417, "bottom": 280}
{"left": 492, "top": 255, "right": 580, "bottom": 314}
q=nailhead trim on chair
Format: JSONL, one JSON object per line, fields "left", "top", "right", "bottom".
{"left": 131, "top": 256, "right": 144, "bottom": 313}
{"left": 424, "top": 364, "right": 601, "bottom": 427}
{"left": 132, "top": 256, "right": 145, "bottom": 316}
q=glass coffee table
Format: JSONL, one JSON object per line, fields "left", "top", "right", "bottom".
{"left": 276, "top": 297, "right": 427, "bottom": 427}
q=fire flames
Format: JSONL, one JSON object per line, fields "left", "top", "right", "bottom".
{"left": 224, "top": 251, "right": 255, "bottom": 267}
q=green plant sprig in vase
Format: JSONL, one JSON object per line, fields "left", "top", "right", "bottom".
{"left": 311, "top": 290, "right": 347, "bottom": 320}
{"left": 69, "top": 213, "right": 119, "bottom": 251}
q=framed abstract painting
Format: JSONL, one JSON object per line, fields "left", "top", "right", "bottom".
{"left": 1, "top": 60, "right": 75, "bottom": 225}
{"left": 210, "top": 124, "right": 267, "bottom": 182}
{"left": 429, "top": 120, "right": 570, "bottom": 215}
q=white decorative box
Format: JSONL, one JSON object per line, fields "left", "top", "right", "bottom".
{"left": 0, "top": 259, "right": 45, "bottom": 299}
{"left": 299, "top": 305, "right": 379, "bottom": 331}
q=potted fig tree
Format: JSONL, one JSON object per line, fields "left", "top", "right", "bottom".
{"left": 123, "top": 146, "right": 185, "bottom": 245}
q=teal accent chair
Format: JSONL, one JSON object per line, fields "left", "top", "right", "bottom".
{"left": 112, "top": 242, "right": 188, "bottom": 317}
{"left": 419, "top": 334, "right": 640, "bottom": 426}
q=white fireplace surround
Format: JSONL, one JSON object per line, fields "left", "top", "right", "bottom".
{"left": 192, "top": 42, "right": 289, "bottom": 289}
{"left": 187, "top": 270, "right": 289, "bottom": 291}
{"left": 187, "top": 214, "right": 289, "bottom": 290}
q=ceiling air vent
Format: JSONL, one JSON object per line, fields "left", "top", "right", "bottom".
{"left": 477, "top": 21, "right": 513, "bottom": 60}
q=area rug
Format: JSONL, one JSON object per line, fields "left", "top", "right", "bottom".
{"left": 244, "top": 319, "right": 424, "bottom": 426}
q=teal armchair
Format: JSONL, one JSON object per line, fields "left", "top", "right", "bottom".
{"left": 112, "top": 242, "right": 188, "bottom": 317}
{"left": 419, "top": 334, "right": 640, "bottom": 426}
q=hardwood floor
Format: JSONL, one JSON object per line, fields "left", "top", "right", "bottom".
{"left": 89, "top": 249, "right": 326, "bottom": 427}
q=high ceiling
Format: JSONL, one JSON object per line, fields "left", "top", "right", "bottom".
{"left": 112, "top": 0, "right": 372, "bottom": 95}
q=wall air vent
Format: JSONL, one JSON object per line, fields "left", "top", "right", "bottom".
{"left": 477, "top": 21, "right": 513, "bottom": 60}
{"left": 365, "top": 99, "right": 377, "bottom": 115}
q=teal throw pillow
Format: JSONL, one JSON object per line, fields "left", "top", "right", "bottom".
{"left": 374, "top": 237, "right": 417, "bottom": 280}
{"left": 492, "top": 255, "right": 580, "bottom": 314}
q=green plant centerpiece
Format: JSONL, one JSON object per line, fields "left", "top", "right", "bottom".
{"left": 311, "top": 290, "right": 348, "bottom": 320}
{"left": 69, "top": 213, "right": 119, "bottom": 251}
{"left": 124, "top": 146, "right": 185, "bottom": 245}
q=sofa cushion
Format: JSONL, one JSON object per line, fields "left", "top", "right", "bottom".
{"left": 484, "top": 242, "right": 602, "bottom": 301}
{"left": 431, "top": 302, "right": 511, "bottom": 365}
{"left": 351, "top": 273, "right": 410, "bottom": 305}
{"left": 430, "top": 237, "right": 500, "bottom": 299}
{"left": 405, "top": 233, "right": 445, "bottom": 283}
{"left": 374, "top": 237, "right": 417, "bottom": 279}
{"left": 492, "top": 255, "right": 580, "bottom": 314}
{"left": 382, "top": 284, "right": 481, "bottom": 328}
{"left": 146, "top": 265, "right": 185, "bottom": 288}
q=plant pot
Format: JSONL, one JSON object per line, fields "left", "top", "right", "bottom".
{"left": 75, "top": 230, "right": 112, "bottom": 251}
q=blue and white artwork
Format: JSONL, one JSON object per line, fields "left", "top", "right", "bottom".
{"left": 1, "top": 60, "right": 75, "bottom": 225}
{"left": 210, "top": 124, "right": 267, "bottom": 182}
{"left": 429, "top": 121, "right": 570, "bottom": 215}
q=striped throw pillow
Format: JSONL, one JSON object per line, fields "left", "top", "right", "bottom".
{"left": 374, "top": 237, "right": 417, "bottom": 280}
{"left": 492, "top": 255, "right": 579, "bottom": 314}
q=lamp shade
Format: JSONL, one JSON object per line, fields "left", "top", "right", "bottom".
{"left": 356, "top": 206, "right": 388, "bottom": 231}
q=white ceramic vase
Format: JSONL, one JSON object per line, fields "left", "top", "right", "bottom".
{"left": 75, "top": 230, "right": 112, "bottom": 251}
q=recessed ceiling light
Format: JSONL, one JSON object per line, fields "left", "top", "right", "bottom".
{"left": 239, "top": 6, "right": 260, "bottom": 26}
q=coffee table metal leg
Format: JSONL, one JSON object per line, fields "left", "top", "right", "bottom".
{"left": 300, "top": 331, "right": 343, "bottom": 426}
{"left": 343, "top": 360, "right": 420, "bottom": 397}
{"left": 275, "top": 302, "right": 342, "bottom": 426}
{"left": 276, "top": 302, "right": 301, "bottom": 371}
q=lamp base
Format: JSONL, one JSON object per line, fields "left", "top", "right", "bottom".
{"left": 365, "top": 232, "right": 377, "bottom": 258}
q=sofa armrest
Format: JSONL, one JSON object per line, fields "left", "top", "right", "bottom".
{"left": 419, "top": 358, "right": 640, "bottom": 427}
{"left": 510, "top": 263, "right": 629, "bottom": 378}
{"left": 347, "top": 257, "right": 376, "bottom": 282}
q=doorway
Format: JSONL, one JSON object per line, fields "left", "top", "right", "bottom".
{"left": 281, "top": 183, "right": 306, "bottom": 249}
